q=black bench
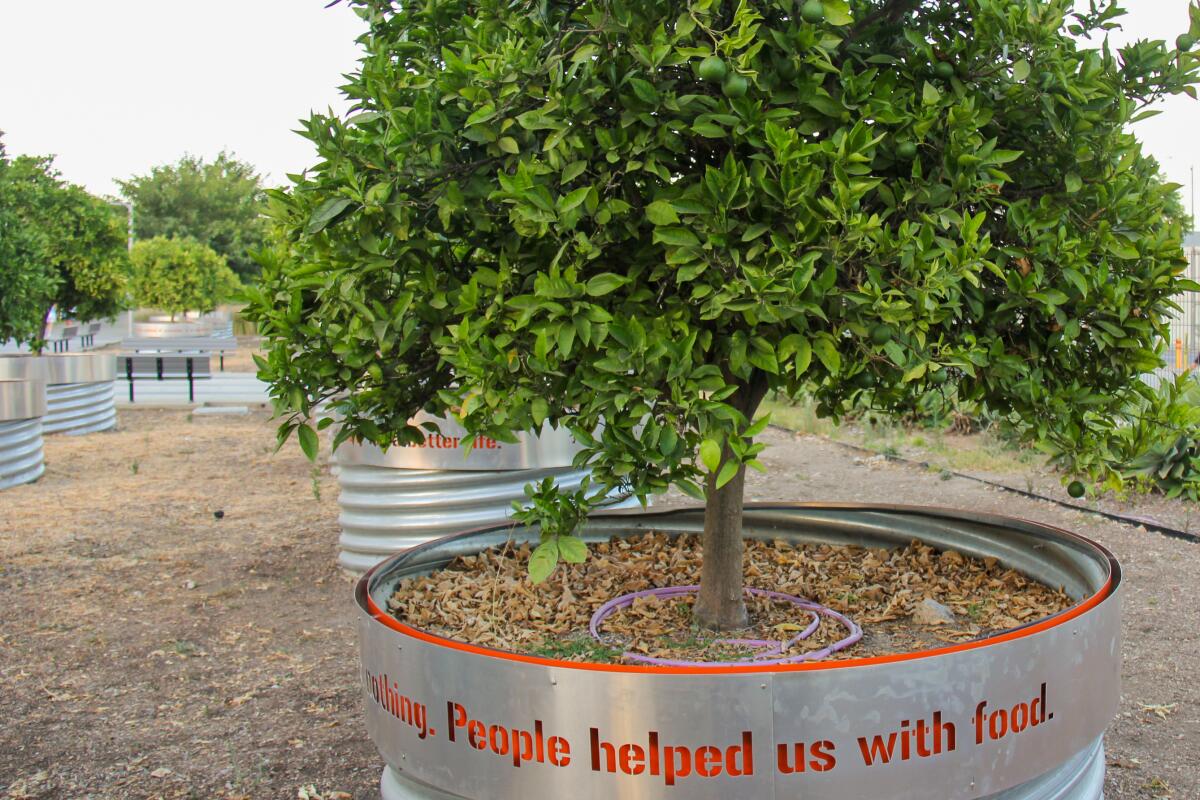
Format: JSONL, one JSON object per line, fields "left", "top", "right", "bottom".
{"left": 81, "top": 322, "right": 102, "bottom": 350}
{"left": 120, "top": 354, "right": 212, "bottom": 403}
{"left": 51, "top": 325, "right": 80, "bottom": 353}
{"left": 120, "top": 336, "right": 238, "bottom": 371}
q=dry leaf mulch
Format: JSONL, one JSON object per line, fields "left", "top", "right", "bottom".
{"left": 386, "top": 532, "right": 1074, "bottom": 665}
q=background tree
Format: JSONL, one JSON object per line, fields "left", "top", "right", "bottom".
{"left": 119, "top": 152, "right": 267, "bottom": 280}
{"left": 0, "top": 141, "right": 128, "bottom": 348}
{"left": 248, "top": 0, "right": 1200, "bottom": 630}
{"left": 129, "top": 237, "right": 240, "bottom": 320}
{"left": 7, "top": 155, "right": 130, "bottom": 339}
{"left": 0, "top": 140, "right": 56, "bottom": 346}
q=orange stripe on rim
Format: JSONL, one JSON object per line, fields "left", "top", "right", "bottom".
{"left": 360, "top": 504, "right": 1120, "bottom": 675}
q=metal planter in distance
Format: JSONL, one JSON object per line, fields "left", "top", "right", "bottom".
{"left": 0, "top": 379, "right": 47, "bottom": 490}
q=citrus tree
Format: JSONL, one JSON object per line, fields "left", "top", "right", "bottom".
{"left": 129, "top": 237, "right": 240, "bottom": 320}
{"left": 0, "top": 142, "right": 55, "bottom": 346}
{"left": 248, "top": 0, "right": 1200, "bottom": 630}
{"left": 119, "top": 152, "right": 268, "bottom": 280}
{"left": 0, "top": 146, "right": 129, "bottom": 348}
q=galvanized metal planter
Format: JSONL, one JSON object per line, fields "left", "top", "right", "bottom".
{"left": 357, "top": 505, "right": 1120, "bottom": 800}
{"left": 336, "top": 414, "right": 638, "bottom": 573}
{"left": 0, "top": 354, "right": 117, "bottom": 435}
{"left": 0, "top": 379, "right": 47, "bottom": 490}
{"left": 41, "top": 354, "right": 117, "bottom": 435}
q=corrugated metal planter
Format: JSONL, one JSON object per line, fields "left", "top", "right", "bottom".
{"left": 41, "top": 354, "right": 117, "bottom": 435}
{"left": 336, "top": 414, "right": 639, "bottom": 573}
{"left": 0, "top": 354, "right": 117, "bottom": 435}
{"left": 0, "top": 379, "right": 47, "bottom": 490}
{"left": 357, "top": 505, "right": 1120, "bottom": 800}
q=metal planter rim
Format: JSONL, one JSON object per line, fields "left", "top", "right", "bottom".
{"left": 0, "top": 379, "right": 48, "bottom": 422}
{"left": 41, "top": 353, "right": 117, "bottom": 384}
{"left": 358, "top": 502, "right": 1119, "bottom": 675}
{"left": 0, "top": 354, "right": 46, "bottom": 381}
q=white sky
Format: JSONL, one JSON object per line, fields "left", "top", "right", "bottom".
{"left": 0, "top": 1, "right": 1198, "bottom": 209}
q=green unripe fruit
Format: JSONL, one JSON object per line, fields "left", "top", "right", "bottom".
{"left": 1178, "top": 34, "right": 1196, "bottom": 51}
{"left": 928, "top": 368, "right": 949, "bottom": 385}
{"left": 801, "top": 0, "right": 825, "bottom": 24}
{"left": 698, "top": 56, "right": 728, "bottom": 84}
{"left": 870, "top": 324, "right": 894, "bottom": 345}
{"left": 852, "top": 371, "right": 877, "bottom": 388}
{"left": 934, "top": 61, "right": 955, "bottom": 80}
{"left": 1067, "top": 480, "right": 1086, "bottom": 499}
{"left": 722, "top": 73, "right": 748, "bottom": 98}
{"left": 895, "top": 142, "right": 918, "bottom": 161}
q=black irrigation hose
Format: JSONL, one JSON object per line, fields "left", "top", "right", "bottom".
{"left": 769, "top": 425, "right": 1200, "bottom": 546}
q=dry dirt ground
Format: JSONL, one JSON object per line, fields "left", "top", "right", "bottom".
{"left": 0, "top": 409, "right": 1196, "bottom": 799}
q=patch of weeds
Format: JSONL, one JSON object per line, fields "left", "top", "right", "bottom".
{"left": 939, "top": 469, "right": 954, "bottom": 481}
{"left": 169, "top": 639, "right": 200, "bottom": 656}
{"left": 966, "top": 602, "right": 983, "bottom": 622}
{"left": 130, "top": 460, "right": 139, "bottom": 475}
{"left": 310, "top": 465, "right": 322, "bottom": 502}
{"left": 531, "top": 636, "right": 624, "bottom": 663}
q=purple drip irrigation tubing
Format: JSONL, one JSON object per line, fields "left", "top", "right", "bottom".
{"left": 589, "top": 585, "right": 863, "bottom": 668}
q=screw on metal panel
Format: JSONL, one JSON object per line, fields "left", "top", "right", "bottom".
{"left": 551, "top": 678, "right": 558, "bottom": 686}
{"left": 761, "top": 684, "right": 767, "bottom": 690}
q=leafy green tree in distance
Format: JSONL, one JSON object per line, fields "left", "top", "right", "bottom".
{"left": 0, "top": 139, "right": 56, "bottom": 346}
{"left": 248, "top": 0, "right": 1200, "bottom": 629}
{"left": 8, "top": 156, "right": 130, "bottom": 337}
{"left": 119, "top": 152, "right": 268, "bottom": 280}
{"left": 129, "top": 237, "right": 241, "bottom": 320}
{"left": 0, "top": 140, "right": 129, "bottom": 349}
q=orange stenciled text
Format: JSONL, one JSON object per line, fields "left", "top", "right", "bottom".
{"left": 590, "top": 729, "right": 754, "bottom": 786}
{"left": 407, "top": 433, "right": 499, "bottom": 450}
{"left": 447, "top": 701, "right": 571, "bottom": 768}
{"left": 857, "top": 711, "right": 957, "bottom": 766}
{"left": 974, "top": 683, "right": 1052, "bottom": 745}
{"left": 365, "top": 671, "right": 430, "bottom": 739}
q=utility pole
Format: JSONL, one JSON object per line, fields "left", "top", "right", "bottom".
{"left": 109, "top": 199, "right": 135, "bottom": 335}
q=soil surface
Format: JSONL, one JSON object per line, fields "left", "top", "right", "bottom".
{"left": 386, "top": 533, "right": 1072, "bottom": 665}
{"left": 0, "top": 410, "right": 1196, "bottom": 798}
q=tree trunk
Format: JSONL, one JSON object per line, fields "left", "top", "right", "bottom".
{"left": 692, "top": 372, "right": 770, "bottom": 631}
{"left": 693, "top": 449, "right": 751, "bottom": 630}
{"left": 38, "top": 305, "right": 54, "bottom": 354}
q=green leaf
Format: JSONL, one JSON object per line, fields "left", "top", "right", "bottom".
{"left": 531, "top": 397, "right": 549, "bottom": 426}
{"left": 498, "top": 137, "right": 520, "bottom": 154}
{"left": 585, "top": 273, "right": 628, "bottom": 296}
{"left": 1065, "top": 172, "right": 1082, "bottom": 194}
{"left": 529, "top": 540, "right": 559, "bottom": 583}
{"left": 646, "top": 200, "right": 680, "bottom": 225}
{"left": 812, "top": 338, "right": 841, "bottom": 374}
{"left": 559, "top": 186, "right": 591, "bottom": 213}
{"left": 306, "top": 198, "right": 354, "bottom": 234}
{"left": 1013, "top": 59, "right": 1031, "bottom": 82}
{"left": 297, "top": 423, "right": 319, "bottom": 462}
{"left": 822, "top": 0, "right": 853, "bottom": 25}
{"left": 561, "top": 161, "right": 588, "bottom": 183}
{"left": 557, "top": 535, "right": 588, "bottom": 564}
{"left": 700, "top": 438, "right": 722, "bottom": 472}
{"left": 922, "top": 82, "right": 942, "bottom": 105}
{"left": 715, "top": 460, "right": 739, "bottom": 489}
{"left": 654, "top": 227, "right": 701, "bottom": 247}
{"left": 741, "top": 223, "right": 771, "bottom": 242}
{"left": 903, "top": 362, "right": 928, "bottom": 382}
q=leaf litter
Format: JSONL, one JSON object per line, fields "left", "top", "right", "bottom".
{"left": 386, "top": 532, "right": 1073, "bottom": 664}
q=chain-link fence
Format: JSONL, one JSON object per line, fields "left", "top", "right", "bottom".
{"left": 1146, "top": 235, "right": 1200, "bottom": 389}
